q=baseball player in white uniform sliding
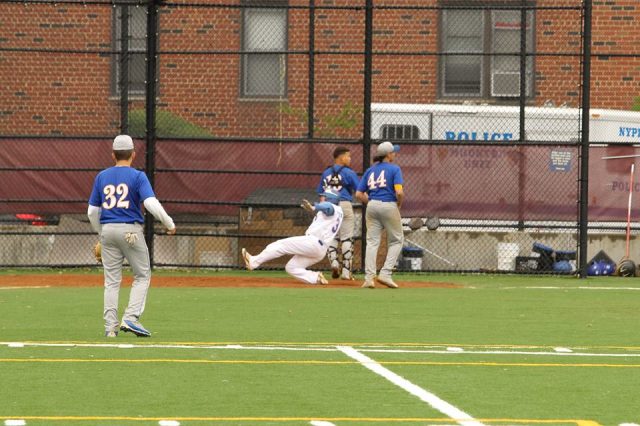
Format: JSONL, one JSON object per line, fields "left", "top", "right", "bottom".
{"left": 242, "top": 189, "right": 344, "bottom": 285}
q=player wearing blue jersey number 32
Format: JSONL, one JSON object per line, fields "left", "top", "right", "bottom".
{"left": 88, "top": 135, "right": 176, "bottom": 338}
{"left": 356, "top": 141, "right": 404, "bottom": 289}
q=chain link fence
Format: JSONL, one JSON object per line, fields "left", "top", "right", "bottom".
{"left": 1, "top": 0, "right": 640, "bottom": 275}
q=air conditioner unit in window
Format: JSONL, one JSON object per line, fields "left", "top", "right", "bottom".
{"left": 491, "top": 72, "right": 521, "bottom": 97}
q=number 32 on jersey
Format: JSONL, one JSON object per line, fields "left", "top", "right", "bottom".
{"left": 102, "top": 183, "right": 130, "bottom": 209}
{"left": 367, "top": 170, "right": 387, "bottom": 190}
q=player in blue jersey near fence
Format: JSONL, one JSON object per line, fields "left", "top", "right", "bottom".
{"left": 88, "top": 135, "right": 176, "bottom": 338}
{"left": 356, "top": 141, "right": 404, "bottom": 289}
{"left": 316, "top": 146, "right": 360, "bottom": 280}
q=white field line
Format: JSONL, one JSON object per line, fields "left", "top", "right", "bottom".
{"left": 1, "top": 341, "right": 639, "bottom": 358}
{"left": 361, "top": 349, "right": 640, "bottom": 358}
{"left": 0, "top": 342, "right": 335, "bottom": 352}
{"left": 309, "top": 421, "right": 336, "bottom": 426}
{"left": 337, "top": 346, "right": 485, "bottom": 426}
{"left": 502, "top": 286, "right": 640, "bottom": 291}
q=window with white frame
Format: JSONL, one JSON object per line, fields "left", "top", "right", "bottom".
{"left": 440, "top": 4, "right": 534, "bottom": 99}
{"left": 112, "top": 6, "right": 148, "bottom": 97}
{"left": 241, "top": 2, "right": 288, "bottom": 98}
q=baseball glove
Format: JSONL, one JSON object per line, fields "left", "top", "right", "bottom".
{"left": 300, "top": 199, "right": 315, "bottom": 213}
{"left": 93, "top": 241, "right": 102, "bottom": 263}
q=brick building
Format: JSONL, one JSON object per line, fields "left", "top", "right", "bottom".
{"left": 1, "top": 0, "right": 638, "bottom": 139}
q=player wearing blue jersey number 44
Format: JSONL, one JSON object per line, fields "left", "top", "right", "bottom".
{"left": 88, "top": 135, "right": 176, "bottom": 338}
{"left": 356, "top": 141, "right": 404, "bottom": 289}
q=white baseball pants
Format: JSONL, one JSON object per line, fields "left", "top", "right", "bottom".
{"left": 248, "top": 235, "right": 327, "bottom": 284}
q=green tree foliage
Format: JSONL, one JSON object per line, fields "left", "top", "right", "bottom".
{"left": 128, "top": 110, "right": 212, "bottom": 138}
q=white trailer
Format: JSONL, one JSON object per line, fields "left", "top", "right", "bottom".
{"left": 370, "top": 103, "right": 640, "bottom": 271}
{"left": 371, "top": 103, "right": 640, "bottom": 143}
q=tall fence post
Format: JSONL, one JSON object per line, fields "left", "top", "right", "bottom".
{"left": 578, "top": 0, "right": 593, "bottom": 278}
{"left": 119, "top": 5, "right": 129, "bottom": 134}
{"left": 360, "top": 0, "right": 373, "bottom": 272}
{"left": 144, "top": 0, "right": 160, "bottom": 266}
{"left": 308, "top": 0, "right": 315, "bottom": 139}
{"left": 517, "top": 0, "right": 527, "bottom": 230}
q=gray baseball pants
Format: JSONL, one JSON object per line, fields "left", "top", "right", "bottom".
{"left": 364, "top": 200, "right": 404, "bottom": 281}
{"left": 100, "top": 223, "right": 150, "bottom": 333}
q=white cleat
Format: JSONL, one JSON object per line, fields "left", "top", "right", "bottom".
{"left": 376, "top": 275, "right": 398, "bottom": 289}
{"left": 361, "top": 280, "right": 375, "bottom": 289}
{"left": 241, "top": 248, "right": 253, "bottom": 271}
{"left": 341, "top": 269, "right": 355, "bottom": 281}
{"left": 317, "top": 272, "right": 329, "bottom": 285}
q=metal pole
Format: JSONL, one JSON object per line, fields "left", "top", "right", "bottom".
{"left": 144, "top": 0, "right": 159, "bottom": 266}
{"left": 360, "top": 0, "right": 373, "bottom": 272}
{"left": 308, "top": 0, "right": 315, "bottom": 138}
{"left": 578, "top": 0, "right": 592, "bottom": 278}
{"left": 119, "top": 5, "right": 129, "bottom": 134}
{"left": 517, "top": 0, "right": 527, "bottom": 229}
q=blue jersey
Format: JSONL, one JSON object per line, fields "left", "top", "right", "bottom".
{"left": 357, "top": 162, "right": 403, "bottom": 202}
{"left": 89, "top": 166, "right": 155, "bottom": 224}
{"left": 316, "top": 165, "right": 359, "bottom": 202}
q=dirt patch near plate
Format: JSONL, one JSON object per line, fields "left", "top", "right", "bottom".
{"left": 0, "top": 274, "right": 462, "bottom": 289}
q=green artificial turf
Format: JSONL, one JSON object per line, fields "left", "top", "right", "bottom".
{"left": 0, "top": 274, "right": 638, "bottom": 425}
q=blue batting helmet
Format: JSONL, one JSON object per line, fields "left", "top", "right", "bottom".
{"left": 323, "top": 188, "right": 340, "bottom": 205}
{"left": 587, "top": 261, "right": 602, "bottom": 276}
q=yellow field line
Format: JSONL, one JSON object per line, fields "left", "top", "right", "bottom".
{"left": 8, "top": 340, "right": 640, "bottom": 351}
{"left": 0, "top": 358, "right": 638, "bottom": 368}
{"left": 0, "top": 416, "right": 601, "bottom": 425}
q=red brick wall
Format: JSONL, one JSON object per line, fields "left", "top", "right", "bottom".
{"left": 0, "top": 3, "right": 118, "bottom": 136}
{"left": 0, "top": 0, "right": 638, "bottom": 138}
{"left": 533, "top": 4, "right": 583, "bottom": 107}
{"left": 590, "top": 0, "right": 640, "bottom": 110}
